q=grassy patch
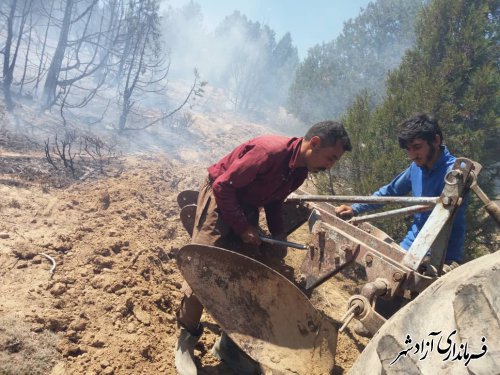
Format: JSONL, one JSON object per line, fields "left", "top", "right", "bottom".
{"left": 0, "top": 315, "right": 61, "bottom": 375}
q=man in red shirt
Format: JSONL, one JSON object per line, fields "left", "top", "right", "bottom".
{"left": 175, "top": 121, "right": 352, "bottom": 375}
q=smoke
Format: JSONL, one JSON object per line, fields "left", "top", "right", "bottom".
{"left": 0, "top": 0, "right": 417, "bottom": 164}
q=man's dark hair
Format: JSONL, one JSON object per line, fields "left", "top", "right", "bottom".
{"left": 397, "top": 113, "right": 443, "bottom": 149}
{"left": 305, "top": 120, "right": 352, "bottom": 151}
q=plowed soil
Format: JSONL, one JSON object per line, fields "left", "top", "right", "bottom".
{"left": 0, "top": 122, "right": 368, "bottom": 375}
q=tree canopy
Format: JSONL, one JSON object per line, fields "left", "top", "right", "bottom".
{"left": 340, "top": 0, "right": 499, "bottom": 258}
{"left": 288, "top": 0, "right": 426, "bottom": 123}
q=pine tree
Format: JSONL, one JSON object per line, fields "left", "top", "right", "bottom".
{"left": 343, "top": 0, "right": 499, "bottom": 257}
{"left": 287, "top": 0, "right": 425, "bottom": 123}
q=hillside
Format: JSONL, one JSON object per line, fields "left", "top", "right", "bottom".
{"left": 0, "top": 105, "right": 369, "bottom": 375}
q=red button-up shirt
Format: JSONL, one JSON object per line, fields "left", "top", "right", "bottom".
{"left": 208, "top": 135, "right": 308, "bottom": 235}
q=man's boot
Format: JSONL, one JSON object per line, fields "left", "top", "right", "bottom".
{"left": 175, "top": 326, "right": 202, "bottom": 375}
{"left": 211, "top": 332, "right": 260, "bottom": 375}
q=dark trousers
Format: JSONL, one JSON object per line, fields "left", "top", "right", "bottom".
{"left": 176, "top": 178, "right": 259, "bottom": 332}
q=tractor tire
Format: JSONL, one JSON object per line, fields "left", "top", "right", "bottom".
{"left": 348, "top": 251, "right": 500, "bottom": 375}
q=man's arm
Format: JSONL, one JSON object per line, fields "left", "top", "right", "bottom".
{"left": 446, "top": 202, "right": 466, "bottom": 262}
{"left": 337, "top": 167, "right": 413, "bottom": 219}
{"left": 211, "top": 147, "right": 270, "bottom": 244}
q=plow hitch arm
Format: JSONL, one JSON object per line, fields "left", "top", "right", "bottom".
{"left": 258, "top": 235, "right": 307, "bottom": 250}
{"left": 468, "top": 161, "right": 500, "bottom": 227}
{"left": 287, "top": 194, "right": 439, "bottom": 206}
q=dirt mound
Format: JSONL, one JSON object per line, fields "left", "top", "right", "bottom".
{"left": 0, "top": 131, "right": 367, "bottom": 375}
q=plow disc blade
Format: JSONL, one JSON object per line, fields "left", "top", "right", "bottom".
{"left": 177, "top": 244, "right": 337, "bottom": 375}
{"left": 180, "top": 204, "right": 197, "bottom": 236}
{"left": 177, "top": 190, "right": 199, "bottom": 209}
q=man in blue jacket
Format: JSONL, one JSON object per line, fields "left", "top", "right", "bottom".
{"left": 335, "top": 113, "right": 466, "bottom": 264}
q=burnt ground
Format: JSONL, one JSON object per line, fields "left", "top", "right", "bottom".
{"left": 0, "top": 120, "right": 369, "bottom": 375}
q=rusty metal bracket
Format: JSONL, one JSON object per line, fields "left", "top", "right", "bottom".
{"left": 403, "top": 270, "right": 436, "bottom": 294}
{"left": 403, "top": 158, "right": 475, "bottom": 271}
{"left": 362, "top": 251, "right": 408, "bottom": 298}
{"left": 360, "top": 278, "right": 389, "bottom": 303}
{"left": 304, "top": 244, "right": 360, "bottom": 290}
{"left": 308, "top": 208, "right": 406, "bottom": 262}
{"left": 301, "top": 209, "right": 411, "bottom": 297}
{"left": 340, "top": 295, "right": 387, "bottom": 336}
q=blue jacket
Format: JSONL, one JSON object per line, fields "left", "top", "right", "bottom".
{"left": 352, "top": 146, "right": 466, "bottom": 262}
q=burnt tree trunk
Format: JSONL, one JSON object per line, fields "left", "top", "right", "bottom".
{"left": 41, "top": 0, "right": 74, "bottom": 109}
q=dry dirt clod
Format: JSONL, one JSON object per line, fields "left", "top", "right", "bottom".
{"left": 12, "top": 242, "right": 38, "bottom": 259}
{"left": 99, "top": 191, "right": 111, "bottom": 210}
{"left": 70, "top": 320, "right": 88, "bottom": 332}
{"left": 133, "top": 306, "right": 151, "bottom": 326}
{"left": 50, "top": 282, "right": 68, "bottom": 296}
